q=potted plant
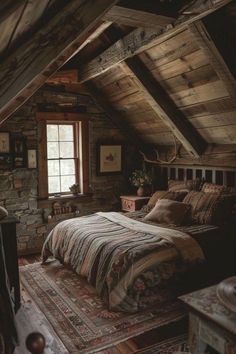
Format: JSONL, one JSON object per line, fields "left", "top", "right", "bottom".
{"left": 129, "top": 170, "right": 152, "bottom": 196}
{"left": 69, "top": 183, "right": 80, "bottom": 195}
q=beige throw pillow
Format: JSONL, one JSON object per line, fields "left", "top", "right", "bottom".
{"left": 144, "top": 199, "right": 191, "bottom": 225}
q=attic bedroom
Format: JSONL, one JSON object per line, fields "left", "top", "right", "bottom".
{"left": 0, "top": 1, "right": 236, "bottom": 353}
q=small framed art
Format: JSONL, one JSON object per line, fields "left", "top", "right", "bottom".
{"left": 97, "top": 143, "right": 123, "bottom": 175}
{"left": 0, "top": 132, "right": 10, "bottom": 153}
{"left": 27, "top": 149, "right": 37, "bottom": 169}
{"left": 12, "top": 135, "right": 27, "bottom": 168}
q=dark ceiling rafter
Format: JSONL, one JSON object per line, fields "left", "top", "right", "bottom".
{"left": 0, "top": 0, "right": 118, "bottom": 126}
{"left": 123, "top": 57, "right": 207, "bottom": 157}
{"left": 78, "top": 0, "right": 233, "bottom": 84}
{"left": 85, "top": 81, "right": 149, "bottom": 151}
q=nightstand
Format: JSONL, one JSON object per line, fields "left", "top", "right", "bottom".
{"left": 120, "top": 195, "right": 150, "bottom": 212}
{"left": 179, "top": 286, "right": 236, "bottom": 354}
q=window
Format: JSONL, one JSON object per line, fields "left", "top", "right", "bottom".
{"left": 37, "top": 112, "right": 89, "bottom": 199}
{"left": 47, "top": 123, "right": 77, "bottom": 194}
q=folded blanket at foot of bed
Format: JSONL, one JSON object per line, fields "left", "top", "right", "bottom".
{"left": 42, "top": 212, "right": 205, "bottom": 313}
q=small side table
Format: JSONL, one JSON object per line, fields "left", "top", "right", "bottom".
{"left": 179, "top": 286, "right": 236, "bottom": 354}
{"left": 120, "top": 195, "right": 150, "bottom": 212}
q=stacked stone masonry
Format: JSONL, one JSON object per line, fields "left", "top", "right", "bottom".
{"left": 0, "top": 88, "right": 141, "bottom": 255}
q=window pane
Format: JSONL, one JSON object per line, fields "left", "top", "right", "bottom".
{"left": 47, "top": 142, "right": 59, "bottom": 158}
{"left": 48, "top": 160, "right": 59, "bottom": 176}
{"left": 61, "top": 175, "right": 75, "bottom": 192}
{"left": 59, "top": 125, "right": 73, "bottom": 141}
{"left": 59, "top": 142, "right": 74, "bottom": 158}
{"left": 60, "top": 159, "right": 75, "bottom": 176}
{"left": 48, "top": 176, "right": 60, "bottom": 194}
{"left": 47, "top": 125, "right": 58, "bottom": 141}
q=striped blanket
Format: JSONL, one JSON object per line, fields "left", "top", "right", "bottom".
{"left": 42, "top": 212, "right": 205, "bottom": 313}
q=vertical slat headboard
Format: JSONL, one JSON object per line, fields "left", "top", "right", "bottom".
{"left": 157, "top": 165, "right": 236, "bottom": 189}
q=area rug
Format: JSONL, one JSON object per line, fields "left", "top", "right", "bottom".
{"left": 20, "top": 260, "right": 187, "bottom": 354}
{"left": 135, "top": 334, "right": 189, "bottom": 353}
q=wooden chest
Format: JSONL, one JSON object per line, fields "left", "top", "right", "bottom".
{"left": 120, "top": 195, "right": 150, "bottom": 212}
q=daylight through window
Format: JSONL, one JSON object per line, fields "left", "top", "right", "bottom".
{"left": 47, "top": 124, "right": 77, "bottom": 194}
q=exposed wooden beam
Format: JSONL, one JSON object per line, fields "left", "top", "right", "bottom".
{"left": 103, "top": 5, "right": 174, "bottom": 29}
{"left": 189, "top": 20, "right": 236, "bottom": 98}
{"left": 65, "top": 20, "right": 113, "bottom": 63}
{"left": 123, "top": 57, "right": 207, "bottom": 157}
{"left": 0, "top": 0, "right": 118, "bottom": 126}
{"left": 85, "top": 81, "right": 148, "bottom": 150}
{"left": 78, "top": 0, "right": 233, "bottom": 83}
{"left": 46, "top": 70, "right": 78, "bottom": 84}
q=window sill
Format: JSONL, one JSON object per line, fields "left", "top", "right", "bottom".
{"left": 38, "top": 193, "right": 93, "bottom": 208}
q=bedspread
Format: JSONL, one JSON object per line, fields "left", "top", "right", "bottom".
{"left": 42, "top": 212, "right": 205, "bottom": 312}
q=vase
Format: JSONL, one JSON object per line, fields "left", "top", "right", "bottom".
{"left": 137, "top": 186, "right": 145, "bottom": 197}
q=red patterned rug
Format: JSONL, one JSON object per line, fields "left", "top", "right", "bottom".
{"left": 20, "top": 260, "right": 187, "bottom": 354}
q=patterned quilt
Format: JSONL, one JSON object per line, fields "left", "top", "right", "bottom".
{"left": 42, "top": 212, "right": 205, "bottom": 313}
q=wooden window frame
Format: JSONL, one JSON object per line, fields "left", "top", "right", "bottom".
{"left": 37, "top": 112, "right": 90, "bottom": 199}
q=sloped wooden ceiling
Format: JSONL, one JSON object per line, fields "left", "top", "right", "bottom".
{"left": 0, "top": 0, "right": 118, "bottom": 125}
{"left": 89, "top": 26, "right": 233, "bottom": 145}
{"left": 69, "top": 0, "right": 236, "bottom": 157}
{"left": 0, "top": 0, "right": 236, "bottom": 160}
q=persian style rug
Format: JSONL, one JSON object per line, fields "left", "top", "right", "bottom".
{"left": 136, "top": 334, "right": 189, "bottom": 354}
{"left": 20, "top": 261, "right": 187, "bottom": 354}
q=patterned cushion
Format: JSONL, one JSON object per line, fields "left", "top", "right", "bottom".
{"left": 183, "top": 191, "right": 235, "bottom": 225}
{"left": 144, "top": 199, "right": 191, "bottom": 225}
{"left": 142, "top": 190, "right": 188, "bottom": 213}
{"left": 168, "top": 179, "right": 201, "bottom": 192}
{"left": 201, "top": 182, "right": 227, "bottom": 194}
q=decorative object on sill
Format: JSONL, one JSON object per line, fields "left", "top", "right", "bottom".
{"left": 69, "top": 183, "right": 80, "bottom": 195}
{"left": 27, "top": 149, "right": 37, "bottom": 169}
{"left": 140, "top": 135, "right": 180, "bottom": 165}
{"left": 129, "top": 169, "right": 152, "bottom": 197}
{"left": 97, "top": 142, "right": 123, "bottom": 175}
{"left": 217, "top": 276, "right": 236, "bottom": 314}
{"left": 47, "top": 201, "right": 77, "bottom": 223}
{"left": 12, "top": 134, "right": 27, "bottom": 168}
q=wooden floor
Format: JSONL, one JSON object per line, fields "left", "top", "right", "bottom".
{"left": 16, "top": 255, "right": 187, "bottom": 354}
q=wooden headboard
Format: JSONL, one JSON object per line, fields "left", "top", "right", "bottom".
{"left": 151, "top": 164, "right": 236, "bottom": 190}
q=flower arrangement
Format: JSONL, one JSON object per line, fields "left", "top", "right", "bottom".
{"left": 69, "top": 183, "right": 80, "bottom": 195}
{"left": 129, "top": 169, "right": 152, "bottom": 187}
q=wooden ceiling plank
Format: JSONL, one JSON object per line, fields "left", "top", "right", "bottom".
{"left": 123, "top": 56, "right": 207, "bottom": 157}
{"left": 189, "top": 20, "right": 236, "bottom": 98}
{"left": 78, "top": 0, "right": 233, "bottom": 83}
{"left": 0, "top": 0, "right": 118, "bottom": 126}
{"left": 85, "top": 81, "right": 148, "bottom": 150}
{"left": 103, "top": 5, "right": 174, "bottom": 29}
{"left": 0, "top": 0, "right": 26, "bottom": 23}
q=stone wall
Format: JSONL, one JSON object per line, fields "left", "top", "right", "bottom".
{"left": 0, "top": 89, "right": 141, "bottom": 254}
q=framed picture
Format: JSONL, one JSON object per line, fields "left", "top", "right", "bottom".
{"left": 12, "top": 135, "right": 27, "bottom": 168}
{"left": 0, "top": 132, "right": 10, "bottom": 153}
{"left": 27, "top": 149, "right": 37, "bottom": 169}
{"left": 97, "top": 143, "right": 123, "bottom": 175}
{"left": 0, "top": 154, "right": 12, "bottom": 170}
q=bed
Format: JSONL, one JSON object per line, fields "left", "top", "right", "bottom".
{"left": 42, "top": 211, "right": 209, "bottom": 313}
{"left": 42, "top": 167, "right": 236, "bottom": 313}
